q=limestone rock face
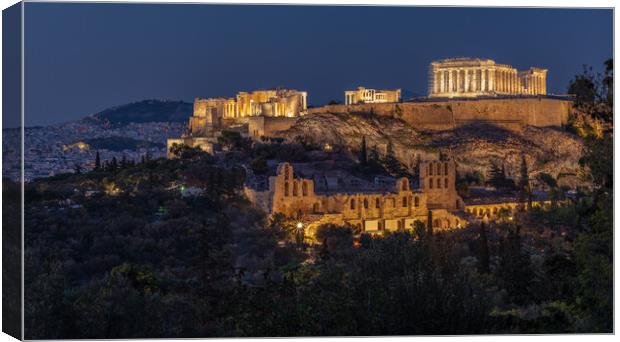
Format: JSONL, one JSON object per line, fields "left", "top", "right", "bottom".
{"left": 276, "top": 112, "right": 583, "bottom": 181}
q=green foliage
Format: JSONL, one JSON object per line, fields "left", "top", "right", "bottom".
{"left": 217, "top": 130, "right": 252, "bottom": 151}
{"left": 83, "top": 136, "right": 164, "bottom": 152}
{"left": 487, "top": 163, "right": 515, "bottom": 191}
{"left": 249, "top": 156, "right": 268, "bottom": 175}
{"left": 383, "top": 141, "right": 406, "bottom": 177}
{"left": 359, "top": 136, "right": 368, "bottom": 165}
{"left": 537, "top": 172, "right": 557, "bottom": 189}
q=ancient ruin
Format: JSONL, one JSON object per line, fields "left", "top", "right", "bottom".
{"left": 194, "top": 88, "right": 308, "bottom": 122}
{"left": 428, "top": 58, "right": 548, "bottom": 98}
{"left": 344, "top": 87, "right": 401, "bottom": 105}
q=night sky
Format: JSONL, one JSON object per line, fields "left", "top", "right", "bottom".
{"left": 21, "top": 3, "right": 613, "bottom": 127}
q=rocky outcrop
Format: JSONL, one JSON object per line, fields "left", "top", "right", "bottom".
{"left": 277, "top": 112, "right": 583, "bottom": 181}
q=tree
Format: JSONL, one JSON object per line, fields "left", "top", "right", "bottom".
{"left": 359, "top": 137, "right": 368, "bottom": 166}
{"left": 383, "top": 141, "right": 404, "bottom": 176}
{"left": 518, "top": 155, "right": 532, "bottom": 209}
{"left": 477, "top": 222, "right": 490, "bottom": 274}
{"left": 94, "top": 151, "right": 101, "bottom": 171}
{"left": 487, "top": 163, "right": 514, "bottom": 191}
{"left": 250, "top": 157, "right": 268, "bottom": 175}
{"left": 537, "top": 172, "right": 557, "bottom": 190}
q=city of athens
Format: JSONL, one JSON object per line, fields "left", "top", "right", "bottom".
{"left": 1, "top": 2, "right": 615, "bottom": 340}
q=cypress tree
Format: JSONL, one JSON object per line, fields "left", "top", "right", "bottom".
{"left": 427, "top": 210, "right": 434, "bottom": 237}
{"left": 478, "top": 222, "right": 490, "bottom": 274}
{"left": 519, "top": 155, "right": 532, "bottom": 210}
{"left": 94, "top": 151, "right": 101, "bottom": 171}
{"left": 359, "top": 137, "right": 368, "bottom": 166}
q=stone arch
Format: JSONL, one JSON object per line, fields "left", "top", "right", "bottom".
{"left": 302, "top": 182, "right": 308, "bottom": 196}
{"left": 398, "top": 178, "right": 410, "bottom": 191}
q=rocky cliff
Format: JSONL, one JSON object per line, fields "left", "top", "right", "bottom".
{"left": 277, "top": 112, "right": 583, "bottom": 183}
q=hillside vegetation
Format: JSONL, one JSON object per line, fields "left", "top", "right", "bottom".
{"left": 277, "top": 112, "right": 583, "bottom": 182}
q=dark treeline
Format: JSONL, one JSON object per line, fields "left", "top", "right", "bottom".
{"left": 19, "top": 60, "right": 612, "bottom": 338}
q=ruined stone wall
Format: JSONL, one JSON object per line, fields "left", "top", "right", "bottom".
{"left": 260, "top": 163, "right": 465, "bottom": 233}
{"left": 248, "top": 116, "right": 299, "bottom": 139}
{"left": 308, "top": 97, "right": 572, "bottom": 131}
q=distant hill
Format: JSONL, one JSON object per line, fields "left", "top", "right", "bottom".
{"left": 83, "top": 99, "right": 192, "bottom": 127}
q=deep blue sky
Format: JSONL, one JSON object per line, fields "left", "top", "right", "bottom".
{"left": 22, "top": 3, "right": 613, "bottom": 127}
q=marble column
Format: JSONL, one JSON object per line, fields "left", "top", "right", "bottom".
{"left": 464, "top": 69, "right": 470, "bottom": 92}
{"left": 456, "top": 69, "right": 461, "bottom": 93}
{"left": 439, "top": 71, "right": 445, "bottom": 94}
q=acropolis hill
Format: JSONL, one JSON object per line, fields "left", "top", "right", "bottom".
{"left": 168, "top": 58, "right": 573, "bottom": 154}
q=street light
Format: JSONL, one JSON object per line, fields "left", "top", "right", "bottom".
{"left": 295, "top": 222, "right": 305, "bottom": 248}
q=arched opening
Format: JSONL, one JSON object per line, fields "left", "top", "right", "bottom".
{"left": 429, "top": 178, "right": 433, "bottom": 189}
{"left": 401, "top": 179, "right": 409, "bottom": 191}
{"left": 436, "top": 178, "right": 441, "bottom": 189}
{"left": 364, "top": 198, "right": 369, "bottom": 209}
{"left": 302, "top": 182, "right": 308, "bottom": 196}
{"left": 350, "top": 199, "right": 356, "bottom": 210}
{"left": 293, "top": 182, "right": 298, "bottom": 196}
{"left": 444, "top": 177, "right": 448, "bottom": 188}
{"left": 284, "top": 165, "right": 290, "bottom": 179}
{"left": 414, "top": 197, "right": 420, "bottom": 207}
{"left": 284, "top": 182, "right": 289, "bottom": 196}
{"left": 402, "top": 197, "right": 407, "bottom": 207}
{"left": 429, "top": 165, "right": 433, "bottom": 176}
{"left": 444, "top": 163, "right": 448, "bottom": 175}
{"left": 375, "top": 198, "right": 381, "bottom": 208}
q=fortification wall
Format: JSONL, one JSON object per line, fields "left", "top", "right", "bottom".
{"left": 248, "top": 116, "right": 299, "bottom": 138}
{"left": 308, "top": 97, "right": 572, "bottom": 131}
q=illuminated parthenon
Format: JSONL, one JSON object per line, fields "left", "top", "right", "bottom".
{"left": 428, "top": 58, "right": 547, "bottom": 98}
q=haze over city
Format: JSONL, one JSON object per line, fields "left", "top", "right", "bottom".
{"left": 17, "top": 3, "right": 612, "bottom": 127}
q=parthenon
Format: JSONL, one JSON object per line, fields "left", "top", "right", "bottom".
{"left": 428, "top": 58, "right": 547, "bottom": 98}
